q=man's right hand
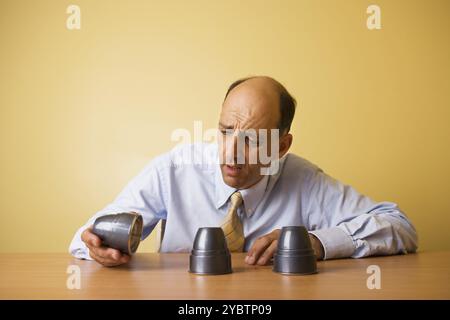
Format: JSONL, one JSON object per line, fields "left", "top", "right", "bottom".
{"left": 81, "top": 226, "right": 131, "bottom": 267}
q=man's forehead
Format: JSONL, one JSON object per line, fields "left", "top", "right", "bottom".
{"left": 219, "top": 107, "right": 279, "bottom": 131}
{"left": 221, "top": 94, "right": 279, "bottom": 128}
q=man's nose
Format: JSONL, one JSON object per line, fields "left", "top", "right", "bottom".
{"left": 226, "top": 132, "right": 245, "bottom": 164}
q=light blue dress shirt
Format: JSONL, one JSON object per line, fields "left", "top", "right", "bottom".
{"left": 69, "top": 143, "right": 418, "bottom": 260}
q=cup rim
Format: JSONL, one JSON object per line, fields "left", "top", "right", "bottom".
{"left": 126, "top": 212, "right": 143, "bottom": 254}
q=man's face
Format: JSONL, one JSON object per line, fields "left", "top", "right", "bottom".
{"left": 218, "top": 78, "right": 281, "bottom": 189}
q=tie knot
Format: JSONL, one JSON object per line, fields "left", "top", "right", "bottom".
{"left": 230, "top": 191, "right": 243, "bottom": 207}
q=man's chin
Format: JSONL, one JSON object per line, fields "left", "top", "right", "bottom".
{"left": 222, "top": 175, "right": 244, "bottom": 189}
{"left": 220, "top": 168, "right": 246, "bottom": 189}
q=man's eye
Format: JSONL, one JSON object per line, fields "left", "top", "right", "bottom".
{"left": 220, "top": 130, "right": 232, "bottom": 136}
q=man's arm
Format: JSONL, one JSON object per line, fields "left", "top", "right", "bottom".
{"left": 69, "top": 156, "right": 168, "bottom": 263}
{"left": 305, "top": 168, "right": 418, "bottom": 260}
{"left": 245, "top": 166, "right": 418, "bottom": 265}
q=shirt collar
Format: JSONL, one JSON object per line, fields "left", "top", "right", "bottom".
{"left": 214, "top": 165, "right": 237, "bottom": 210}
{"left": 214, "top": 164, "right": 269, "bottom": 217}
{"left": 239, "top": 175, "right": 269, "bottom": 217}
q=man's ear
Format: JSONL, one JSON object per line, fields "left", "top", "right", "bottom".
{"left": 278, "top": 133, "right": 293, "bottom": 159}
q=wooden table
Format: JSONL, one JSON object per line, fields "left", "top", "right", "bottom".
{"left": 0, "top": 251, "right": 449, "bottom": 299}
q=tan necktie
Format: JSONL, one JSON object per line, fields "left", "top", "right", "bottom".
{"left": 221, "top": 191, "right": 245, "bottom": 252}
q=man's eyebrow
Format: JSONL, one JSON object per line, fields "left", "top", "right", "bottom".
{"left": 218, "top": 122, "right": 233, "bottom": 129}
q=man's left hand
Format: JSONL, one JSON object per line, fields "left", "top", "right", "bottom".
{"left": 245, "top": 229, "right": 324, "bottom": 265}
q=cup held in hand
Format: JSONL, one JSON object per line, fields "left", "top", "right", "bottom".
{"left": 92, "top": 212, "right": 143, "bottom": 255}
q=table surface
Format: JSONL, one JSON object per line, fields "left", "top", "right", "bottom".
{"left": 0, "top": 251, "right": 449, "bottom": 299}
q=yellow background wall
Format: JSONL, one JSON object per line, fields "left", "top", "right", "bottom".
{"left": 1, "top": 0, "right": 449, "bottom": 253}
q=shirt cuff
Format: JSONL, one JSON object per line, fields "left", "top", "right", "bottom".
{"left": 71, "top": 248, "right": 94, "bottom": 261}
{"left": 68, "top": 226, "right": 94, "bottom": 261}
{"left": 309, "top": 227, "right": 355, "bottom": 260}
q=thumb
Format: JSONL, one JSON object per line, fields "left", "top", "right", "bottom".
{"left": 82, "top": 227, "right": 101, "bottom": 247}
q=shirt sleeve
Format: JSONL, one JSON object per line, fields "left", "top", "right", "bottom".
{"left": 68, "top": 156, "right": 169, "bottom": 260}
{"left": 305, "top": 168, "right": 418, "bottom": 260}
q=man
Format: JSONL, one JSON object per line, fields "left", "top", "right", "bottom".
{"left": 69, "top": 76, "right": 418, "bottom": 267}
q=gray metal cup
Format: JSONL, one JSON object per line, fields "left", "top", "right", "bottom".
{"left": 189, "top": 227, "right": 232, "bottom": 275}
{"left": 92, "top": 212, "right": 143, "bottom": 255}
{"left": 273, "top": 226, "right": 318, "bottom": 275}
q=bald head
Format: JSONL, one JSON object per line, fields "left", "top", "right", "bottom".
{"left": 223, "top": 76, "right": 296, "bottom": 134}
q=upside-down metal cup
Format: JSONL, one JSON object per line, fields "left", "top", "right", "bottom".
{"left": 92, "top": 212, "right": 143, "bottom": 255}
{"left": 189, "top": 227, "right": 232, "bottom": 275}
{"left": 273, "top": 226, "right": 318, "bottom": 275}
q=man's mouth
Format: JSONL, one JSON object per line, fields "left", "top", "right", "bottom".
{"left": 224, "top": 164, "right": 243, "bottom": 177}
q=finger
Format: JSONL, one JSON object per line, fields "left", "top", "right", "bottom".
{"left": 81, "top": 227, "right": 102, "bottom": 247}
{"left": 119, "top": 253, "right": 131, "bottom": 264}
{"left": 245, "top": 236, "right": 272, "bottom": 265}
{"left": 89, "top": 247, "right": 130, "bottom": 267}
{"left": 87, "top": 244, "right": 122, "bottom": 261}
{"left": 309, "top": 234, "right": 324, "bottom": 260}
{"left": 256, "top": 240, "right": 278, "bottom": 265}
{"left": 99, "top": 246, "right": 131, "bottom": 264}
{"left": 89, "top": 249, "right": 119, "bottom": 267}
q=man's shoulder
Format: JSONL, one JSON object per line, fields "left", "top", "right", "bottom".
{"left": 282, "top": 153, "right": 323, "bottom": 177}
{"left": 150, "top": 143, "right": 218, "bottom": 171}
